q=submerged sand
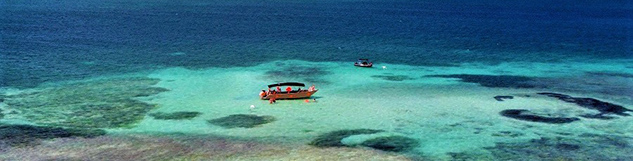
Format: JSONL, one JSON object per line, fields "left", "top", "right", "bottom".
{"left": 2, "top": 59, "right": 632, "bottom": 160}
{"left": 1, "top": 134, "right": 411, "bottom": 161}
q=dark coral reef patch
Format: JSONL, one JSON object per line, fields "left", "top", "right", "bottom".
{"left": 360, "top": 136, "right": 419, "bottom": 152}
{"left": 494, "top": 95, "right": 514, "bottom": 101}
{"left": 0, "top": 124, "right": 105, "bottom": 147}
{"left": 451, "top": 135, "right": 633, "bottom": 160}
{"left": 426, "top": 74, "right": 538, "bottom": 88}
{"left": 309, "top": 129, "right": 419, "bottom": 152}
{"left": 149, "top": 112, "right": 201, "bottom": 120}
{"left": 208, "top": 114, "right": 276, "bottom": 128}
{"left": 500, "top": 109, "right": 580, "bottom": 124}
{"left": 482, "top": 136, "right": 632, "bottom": 160}
{"left": 265, "top": 66, "right": 329, "bottom": 78}
{"left": 1, "top": 77, "right": 168, "bottom": 128}
{"left": 585, "top": 72, "right": 633, "bottom": 78}
{"left": 491, "top": 131, "right": 524, "bottom": 138}
{"left": 371, "top": 74, "right": 415, "bottom": 81}
{"left": 309, "top": 129, "right": 383, "bottom": 147}
{"left": 537, "top": 92, "right": 631, "bottom": 117}
{"left": 265, "top": 65, "right": 331, "bottom": 84}
{"left": 578, "top": 133, "right": 630, "bottom": 148}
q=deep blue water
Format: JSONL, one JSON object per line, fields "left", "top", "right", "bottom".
{"left": 1, "top": 0, "right": 632, "bottom": 88}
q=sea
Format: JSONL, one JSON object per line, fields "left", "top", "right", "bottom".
{"left": 1, "top": 0, "right": 632, "bottom": 160}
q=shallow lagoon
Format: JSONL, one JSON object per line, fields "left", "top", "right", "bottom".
{"left": 2, "top": 60, "right": 632, "bottom": 160}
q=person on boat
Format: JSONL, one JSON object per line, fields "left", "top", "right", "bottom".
{"left": 259, "top": 90, "right": 266, "bottom": 97}
{"left": 276, "top": 86, "right": 281, "bottom": 93}
{"left": 286, "top": 86, "right": 292, "bottom": 94}
{"left": 269, "top": 93, "right": 277, "bottom": 104}
{"left": 273, "top": 94, "right": 277, "bottom": 103}
{"left": 308, "top": 85, "right": 315, "bottom": 92}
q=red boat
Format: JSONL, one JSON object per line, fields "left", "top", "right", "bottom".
{"left": 354, "top": 59, "right": 373, "bottom": 67}
{"left": 259, "top": 82, "right": 317, "bottom": 100}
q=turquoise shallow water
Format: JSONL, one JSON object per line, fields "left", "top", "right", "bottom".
{"left": 1, "top": 0, "right": 633, "bottom": 160}
{"left": 2, "top": 60, "right": 632, "bottom": 160}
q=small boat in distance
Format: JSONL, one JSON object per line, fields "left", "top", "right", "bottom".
{"left": 260, "top": 82, "right": 317, "bottom": 100}
{"left": 354, "top": 58, "right": 373, "bottom": 67}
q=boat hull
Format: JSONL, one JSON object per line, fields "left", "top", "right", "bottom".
{"left": 261, "top": 90, "right": 318, "bottom": 100}
{"left": 354, "top": 64, "right": 373, "bottom": 67}
{"left": 354, "top": 63, "right": 373, "bottom": 67}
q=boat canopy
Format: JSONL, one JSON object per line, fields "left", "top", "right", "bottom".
{"left": 267, "top": 82, "right": 306, "bottom": 88}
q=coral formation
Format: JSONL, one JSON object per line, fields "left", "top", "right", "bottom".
{"left": 371, "top": 75, "right": 415, "bottom": 81}
{"left": 360, "top": 136, "right": 419, "bottom": 152}
{"left": 0, "top": 124, "right": 105, "bottom": 147}
{"left": 265, "top": 65, "right": 331, "bottom": 84}
{"left": 494, "top": 95, "right": 514, "bottom": 101}
{"left": 450, "top": 135, "right": 632, "bottom": 160}
{"left": 309, "top": 129, "right": 383, "bottom": 147}
{"left": 578, "top": 133, "right": 630, "bottom": 148}
{"left": 491, "top": 131, "right": 524, "bottom": 138}
{"left": 309, "top": 129, "right": 418, "bottom": 152}
{"left": 2, "top": 77, "right": 168, "bottom": 128}
{"left": 585, "top": 72, "right": 633, "bottom": 78}
{"left": 500, "top": 109, "right": 580, "bottom": 124}
{"left": 537, "top": 92, "right": 631, "bottom": 117}
{"left": 266, "top": 66, "right": 329, "bottom": 78}
{"left": 483, "top": 136, "right": 632, "bottom": 160}
{"left": 149, "top": 112, "right": 201, "bottom": 120}
{"left": 0, "top": 134, "right": 411, "bottom": 160}
{"left": 208, "top": 114, "right": 276, "bottom": 128}
{"left": 426, "top": 74, "right": 538, "bottom": 88}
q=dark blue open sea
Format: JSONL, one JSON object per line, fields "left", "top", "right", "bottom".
{"left": 3, "top": 0, "right": 631, "bottom": 88}
{"left": 1, "top": 0, "right": 633, "bottom": 160}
